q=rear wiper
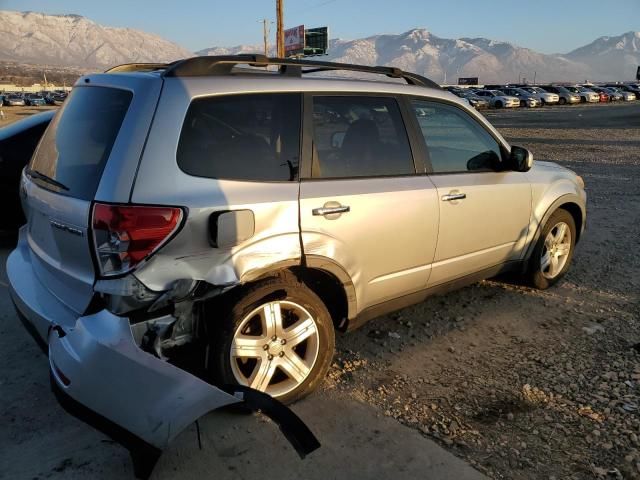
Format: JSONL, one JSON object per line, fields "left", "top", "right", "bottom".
{"left": 27, "top": 168, "right": 70, "bottom": 191}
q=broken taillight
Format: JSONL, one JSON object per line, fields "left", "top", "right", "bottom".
{"left": 92, "top": 203, "right": 184, "bottom": 277}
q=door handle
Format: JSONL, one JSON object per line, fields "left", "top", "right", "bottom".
{"left": 312, "top": 205, "right": 350, "bottom": 216}
{"left": 441, "top": 193, "right": 466, "bottom": 202}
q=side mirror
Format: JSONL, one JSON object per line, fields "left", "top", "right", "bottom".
{"left": 509, "top": 146, "right": 533, "bottom": 172}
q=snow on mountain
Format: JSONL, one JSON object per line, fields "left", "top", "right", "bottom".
{"left": 2, "top": 10, "right": 638, "bottom": 83}
{"left": 199, "top": 29, "right": 639, "bottom": 83}
{"left": 0, "top": 11, "right": 193, "bottom": 69}
{"left": 564, "top": 31, "right": 640, "bottom": 80}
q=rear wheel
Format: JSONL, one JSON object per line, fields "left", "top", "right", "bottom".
{"left": 207, "top": 274, "right": 335, "bottom": 404}
{"left": 526, "top": 209, "right": 576, "bottom": 290}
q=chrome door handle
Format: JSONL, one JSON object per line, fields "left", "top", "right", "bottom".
{"left": 441, "top": 193, "right": 466, "bottom": 201}
{"left": 312, "top": 205, "right": 350, "bottom": 216}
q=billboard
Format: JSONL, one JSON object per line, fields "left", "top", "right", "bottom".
{"left": 304, "top": 27, "right": 329, "bottom": 56}
{"left": 458, "top": 77, "right": 479, "bottom": 85}
{"left": 284, "top": 25, "right": 305, "bottom": 56}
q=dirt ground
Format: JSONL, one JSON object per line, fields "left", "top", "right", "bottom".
{"left": 0, "top": 104, "right": 58, "bottom": 127}
{"left": 0, "top": 101, "right": 639, "bottom": 479}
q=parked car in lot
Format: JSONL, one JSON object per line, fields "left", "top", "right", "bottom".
{"left": 499, "top": 87, "right": 540, "bottom": 107}
{"left": 599, "top": 87, "right": 623, "bottom": 101}
{"left": 24, "top": 94, "right": 47, "bottom": 106}
{"left": 520, "top": 87, "right": 559, "bottom": 105}
{"left": 605, "top": 87, "right": 635, "bottom": 101}
{"left": 6, "top": 55, "right": 586, "bottom": 475}
{"left": 3, "top": 94, "right": 26, "bottom": 106}
{"left": 539, "top": 85, "right": 581, "bottom": 105}
{"left": 605, "top": 83, "right": 640, "bottom": 98}
{"left": 0, "top": 110, "right": 56, "bottom": 233}
{"left": 447, "top": 88, "right": 490, "bottom": 109}
{"left": 473, "top": 89, "right": 520, "bottom": 108}
{"left": 460, "top": 91, "right": 490, "bottom": 109}
{"left": 565, "top": 86, "right": 599, "bottom": 103}
{"left": 587, "top": 87, "right": 610, "bottom": 102}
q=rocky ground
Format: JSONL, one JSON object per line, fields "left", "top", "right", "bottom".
{"left": 324, "top": 102, "right": 640, "bottom": 479}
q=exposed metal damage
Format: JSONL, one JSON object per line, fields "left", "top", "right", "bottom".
{"left": 82, "top": 275, "right": 321, "bottom": 479}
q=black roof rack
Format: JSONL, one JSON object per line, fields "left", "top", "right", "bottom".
{"left": 107, "top": 55, "right": 440, "bottom": 89}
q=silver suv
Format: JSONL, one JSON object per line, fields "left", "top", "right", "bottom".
{"left": 7, "top": 55, "right": 586, "bottom": 467}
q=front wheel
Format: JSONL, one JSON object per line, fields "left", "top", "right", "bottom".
{"left": 559, "top": 97, "right": 567, "bottom": 105}
{"left": 207, "top": 274, "right": 335, "bottom": 404}
{"left": 494, "top": 100, "right": 503, "bottom": 109}
{"left": 526, "top": 209, "right": 576, "bottom": 289}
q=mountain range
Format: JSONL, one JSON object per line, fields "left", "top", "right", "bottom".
{"left": 2, "top": 10, "right": 639, "bottom": 83}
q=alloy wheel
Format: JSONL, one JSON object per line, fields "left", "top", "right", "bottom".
{"left": 230, "top": 300, "right": 320, "bottom": 398}
{"left": 540, "top": 221, "right": 572, "bottom": 279}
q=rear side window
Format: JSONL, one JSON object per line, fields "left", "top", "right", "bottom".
{"left": 411, "top": 100, "right": 502, "bottom": 174}
{"left": 177, "top": 93, "right": 301, "bottom": 181}
{"left": 310, "top": 96, "right": 414, "bottom": 178}
{"left": 29, "top": 86, "right": 132, "bottom": 200}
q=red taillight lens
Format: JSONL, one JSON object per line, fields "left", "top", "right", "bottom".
{"left": 92, "top": 203, "right": 183, "bottom": 277}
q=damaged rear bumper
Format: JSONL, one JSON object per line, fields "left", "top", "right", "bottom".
{"left": 6, "top": 239, "right": 320, "bottom": 479}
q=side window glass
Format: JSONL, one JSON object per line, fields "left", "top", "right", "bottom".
{"left": 310, "top": 96, "right": 415, "bottom": 178}
{"left": 177, "top": 93, "right": 301, "bottom": 181}
{"left": 411, "top": 100, "right": 503, "bottom": 174}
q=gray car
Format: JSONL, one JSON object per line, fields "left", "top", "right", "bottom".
{"left": 7, "top": 55, "right": 586, "bottom": 474}
{"left": 539, "top": 85, "right": 581, "bottom": 105}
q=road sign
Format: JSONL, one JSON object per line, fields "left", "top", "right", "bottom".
{"left": 284, "top": 25, "right": 305, "bottom": 56}
{"left": 458, "top": 77, "right": 479, "bottom": 86}
{"left": 304, "top": 27, "right": 329, "bottom": 56}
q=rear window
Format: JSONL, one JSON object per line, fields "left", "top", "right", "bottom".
{"left": 29, "top": 86, "right": 132, "bottom": 200}
{"left": 177, "top": 93, "right": 301, "bottom": 182}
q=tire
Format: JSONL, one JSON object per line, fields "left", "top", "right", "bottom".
{"left": 520, "top": 100, "right": 526, "bottom": 108}
{"left": 540, "top": 99, "right": 546, "bottom": 106}
{"left": 207, "top": 273, "right": 335, "bottom": 404}
{"left": 526, "top": 209, "right": 576, "bottom": 290}
{"left": 559, "top": 97, "right": 567, "bottom": 105}
{"left": 580, "top": 96, "right": 587, "bottom": 103}
{"left": 495, "top": 100, "right": 503, "bottom": 109}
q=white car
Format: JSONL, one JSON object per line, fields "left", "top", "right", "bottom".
{"left": 473, "top": 89, "right": 520, "bottom": 108}
{"left": 521, "top": 87, "right": 560, "bottom": 105}
{"left": 565, "top": 86, "right": 599, "bottom": 103}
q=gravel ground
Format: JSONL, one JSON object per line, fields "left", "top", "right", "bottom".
{"left": 325, "top": 101, "right": 640, "bottom": 479}
{"left": 0, "top": 101, "right": 638, "bottom": 479}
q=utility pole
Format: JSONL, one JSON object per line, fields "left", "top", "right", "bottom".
{"left": 276, "top": 0, "right": 284, "bottom": 58}
{"left": 259, "top": 19, "right": 272, "bottom": 56}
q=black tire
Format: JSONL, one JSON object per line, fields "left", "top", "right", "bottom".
{"left": 559, "top": 97, "right": 567, "bottom": 105}
{"left": 495, "top": 100, "right": 503, "bottom": 109}
{"left": 520, "top": 100, "right": 526, "bottom": 108}
{"left": 580, "top": 96, "right": 587, "bottom": 103}
{"left": 526, "top": 209, "right": 576, "bottom": 290}
{"left": 207, "top": 273, "right": 335, "bottom": 404}
{"left": 540, "top": 99, "right": 546, "bottom": 106}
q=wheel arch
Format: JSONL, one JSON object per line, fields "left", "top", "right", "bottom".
{"left": 236, "top": 256, "right": 357, "bottom": 331}
{"left": 524, "top": 194, "right": 585, "bottom": 262}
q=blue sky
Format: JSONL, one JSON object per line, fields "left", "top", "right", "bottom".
{"left": 2, "top": 0, "right": 639, "bottom": 53}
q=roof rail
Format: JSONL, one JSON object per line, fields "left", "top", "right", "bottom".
{"left": 160, "top": 55, "right": 441, "bottom": 89}
{"left": 105, "top": 63, "right": 172, "bottom": 73}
